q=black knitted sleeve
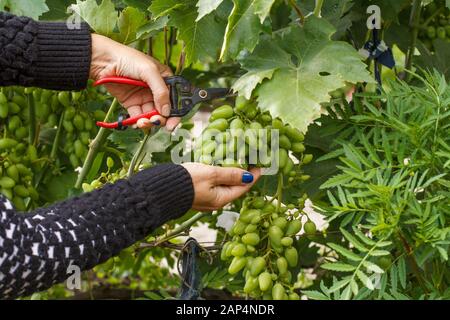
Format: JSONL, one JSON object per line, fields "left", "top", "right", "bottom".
{"left": 0, "top": 11, "right": 91, "bottom": 90}
{"left": 0, "top": 164, "right": 194, "bottom": 299}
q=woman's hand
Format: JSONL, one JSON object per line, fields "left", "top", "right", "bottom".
{"left": 182, "top": 163, "right": 261, "bottom": 211}
{"left": 89, "top": 34, "right": 180, "bottom": 131}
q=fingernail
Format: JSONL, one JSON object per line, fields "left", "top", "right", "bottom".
{"left": 152, "top": 120, "right": 161, "bottom": 126}
{"left": 162, "top": 104, "right": 171, "bottom": 117}
{"left": 242, "top": 172, "right": 254, "bottom": 184}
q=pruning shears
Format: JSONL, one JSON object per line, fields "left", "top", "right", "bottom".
{"left": 93, "top": 76, "right": 232, "bottom": 130}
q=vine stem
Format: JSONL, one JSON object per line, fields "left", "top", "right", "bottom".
{"left": 405, "top": 0, "right": 422, "bottom": 79}
{"left": 50, "top": 110, "right": 65, "bottom": 160}
{"left": 288, "top": 0, "right": 305, "bottom": 24}
{"left": 149, "top": 211, "right": 210, "bottom": 246}
{"left": 75, "top": 98, "right": 119, "bottom": 189}
{"left": 313, "top": 0, "right": 325, "bottom": 17}
{"left": 175, "top": 44, "right": 186, "bottom": 75}
{"left": 26, "top": 93, "right": 36, "bottom": 145}
{"left": 276, "top": 173, "right": 283, "bottom": 212}
{"left": 127, "top": 130, "right": 153, "bottom": 178}
{"left": 397, "top": 231, "right": 428, "bottom": 293}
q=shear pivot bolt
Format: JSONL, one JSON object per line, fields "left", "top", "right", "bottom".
{"left": 199, "top": 90, "right": 208, "bottom": 99}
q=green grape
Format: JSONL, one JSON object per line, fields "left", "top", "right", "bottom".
{"left": 279, "top": 135, "right": 291, "bottom": 150}
{"left": 244, "top": 224, "right": 258, "bottom": 233}
{"left": 268, "top": 225, "right": 283, "bottom": 246}
{"left": 273, "top": 217, "right": 288, "bottom": 230}
{"left": 232, "top": 220, "right": 247, "bottom": 235}
{"left": 207, "top": 118, "right": 229, "bottom": 131}
{"left": 235, "top": 96, "right": 250, "bottom": 112}
{"left": 241, "top": 233, "right": 260, "bottom": 246}
{"left": 304, "top": 220, "right": 317, "bottom": 235}
{"left": 0, "top": 176, "right": 16, "bottom": 189}
{"left": 8, "top": 102, "right": 20, "bottom": 114}
{"left": 0, "top": 102, "right": 8, "bottom": 118}
{"left": 276, "top": 257, "right": 288, "bottom": 275}
{"left": 302, "top": 154, "right": 313, "bottom": 165}
{"left": 230, "top": 118, "right": 244, "bottom": 130}
{"left": 281, "top": 237, "right": 293, "bottom": 247}
{"left": 289, "top": 292, "right": 300, "bottom": 300}
{"left": 285, "top": 247, "right": 298, "bottom": 267}
{"left": 58, "top": 91, "right": 71, "bottom": 108}
{"left": 13, "top": 185, "right": 29, "bottom": 197}
{"left": 250, "top": 257, "right": 266, "bottom": 277}
{"left": 228, "top": 256, "right": 247, "bottom": 275}
{"left": 244, "top": 276, "right": 259, "bottom": 294}
{"left": 0, "top": 138, "right": 18, "bottom": 150}
{"left": 6, "top": 165, "right": 20, "bottom": 182}
{"left": 278, "top": 148, "right": 288, "bottom": 169}
{"left": 73, "top": 114, "right": 85, "bottom": 131}
{"left": 258, "top": 272, "right": 273, "bottom": 292}
{"left": 286, "top": 220, "right": 302, "bottom": 236}
{"left": 291, "top": 142, "right": 305, "bottom": 153}
{"left": 437, "top": 26, "right": 446, "bottom": 39}
{"left": 240, "top": 209, "right": 260, "bottom": 223}
{"left": 231, "top": 243, "right": 247, "bottom": 257}
{"left": 210, "top": 105, "right": 234, "bottom": 121}
{"left": 272, "top": 283, "right": 285, "bottom": 300}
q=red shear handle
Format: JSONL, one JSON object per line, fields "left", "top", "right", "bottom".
{"left": 96, "top": 110, "right": 160, "bottom": 129}
{"left": 94, "top": 76, "right": 149, "bottom": 88}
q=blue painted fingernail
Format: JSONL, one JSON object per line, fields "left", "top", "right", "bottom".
{"left": 152, "top": 120, "right": 161, "bottom": 126}
{"left": 242, "top": 172, "right": 254, "bottom": 184}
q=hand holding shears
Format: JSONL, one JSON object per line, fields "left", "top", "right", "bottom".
{"left": 94, "top": 76, "right": 232, "bottom": 130}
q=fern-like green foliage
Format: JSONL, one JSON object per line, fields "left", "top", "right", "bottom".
{"left": 305, "top": 70, "right": 450, "bottom": 300}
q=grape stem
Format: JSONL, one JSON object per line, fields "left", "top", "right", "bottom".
{"left": 313, "top": 0, "right": 324, "bottom": 17}
{"left": 288, "top": 0, "right": 305, "bottom": 24}
{"left": 75, "top": 98, "right": 119, "bottom": 189}
{"left": 27, "top": 92, "right": 36, "bottom": 145}
{"left": 276, "top": 173, "right": 283, "bottom": 212}
{"left": 145, "top": 211, "right": 210, "bottom": 247}
{"left": 50, "top": 110, "right": 65, "bottom": 160}
{"left": 127, "top": 129, "right": 153, "bottom": 177}
{"left": 405, "top": 0, "right": 423, "bottom": 79}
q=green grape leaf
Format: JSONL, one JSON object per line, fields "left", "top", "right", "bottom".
{"left": 150, "top": 0, "right": 228, "bottom": 65}
{"left": 70, "top": 0, "right": 118, "bottom": 37}
{"left": 122, "top": 0, "right": 152, "bottom": 11}
{"left": 196, "top": 0, "right": 224, "bottom": 21}
{"left": 149, "top": 0, "right": 185, "bottom": 19}
{"left": 220, "top": 0, "right": 276, "bottom": 61}
{"left": 297, "top": 0, "right": 354, "bottom": 39}
{"left": 70, "top": 0, "right": 146, "bottom": 43}
{"left": 234, "top": 16, "right": 373, "bottom": 132}
{"left": 1, "top": 0, "right": 49, "bottom": 20}
{"left": 136, "top": 16, "right": 169, "bottom": 40}
{"left": 114, "top": 6, "right": 146, "bottom": 43}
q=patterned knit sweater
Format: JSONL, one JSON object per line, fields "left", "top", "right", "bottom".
{"left": 0, "top": 13, "right": 195, "bottom": 299}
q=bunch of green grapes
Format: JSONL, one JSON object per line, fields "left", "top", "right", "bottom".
{"left": 57, "top": 89, "right": 106, "bottom": 168}
{"left": 419, "top": 1, "right": 450, "bottom": 51}
{"left": 196, "top": 96, "right": 312, "bottom": 184}
{"left": 0, "top": 83, "right": 108, "bottom": 209}
{"left": 0, "top": 87, "right": 39, "bottom": 210}
{"left": 220, "top": 194, "right": 317, "bottom": 300}
{"left": 194, "top": 96, "right": 316, "bottom": 299}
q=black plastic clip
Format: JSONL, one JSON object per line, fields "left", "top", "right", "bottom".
{"left": 359, "top": 40, "right": 396, "bottom": 69}
{"left": 178, "top": 237, "right": 202, "bottom": 300}
{"left": 116, "top": 113, "right": 129, "bottom": 131}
